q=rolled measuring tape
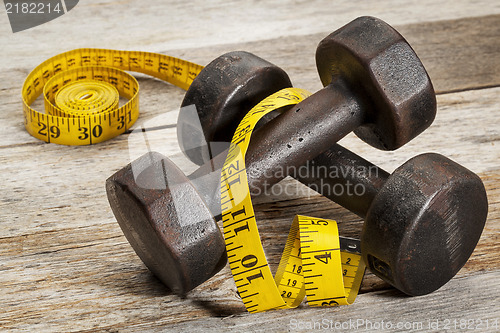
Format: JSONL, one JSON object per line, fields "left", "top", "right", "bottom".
{"left": 22, "top": 48, "right": 203, "bottom": 145}
{"left": 221, "top": 88, "right": 366, "bottom": 313}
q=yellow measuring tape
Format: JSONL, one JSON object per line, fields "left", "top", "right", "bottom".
{"left": 221, "top": 88, "right": 366, "bottom": 313}
{"left": 22, "top": 48, "right": 203, "bottom": 145}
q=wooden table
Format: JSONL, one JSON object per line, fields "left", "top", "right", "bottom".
{"left": 1, "top": 1, "right": 498, "bottom": 331}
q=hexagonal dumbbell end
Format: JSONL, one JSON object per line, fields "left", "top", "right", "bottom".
{"left": 178, "top": 51, "right": 292, "bottom": 165}
{"left": 362, "top": 153, "right": 488, "bottom": 296}
{"left": 106, "top": 152, "right": 226, "bottom": 295}
{"left": 316, "top": 16, "right": 437, "bottom": 150}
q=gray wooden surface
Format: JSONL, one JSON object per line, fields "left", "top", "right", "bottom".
{"left": 0, "top": 1, "right": 499, "bottom": 332}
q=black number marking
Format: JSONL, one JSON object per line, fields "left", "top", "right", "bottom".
{"left": 50, "top": 126, "right": 60, "bottom": 139}
{"left": 246, "top": 270, "right": 264, "bottom": 284}
{"left": 173, "top": 66, "right": 183, "bottom": 76}
{"left": 227, "top": 174, "right": 241, "bottom": 187}
{"left": 117, "top": 116, "right": 125, "bottom": 130}
{"left": 314, "top": 252, "right": 331, "bottom": 264}
{"left": 231, "top": 207, "right": 246, "bottom": 219}
{"left": 241, "top": 255, "right": 258, "bottom": 268}
{"left": 37, "top": 122, "right": 47, "bottom": 136}
{"left": 78, "top": 127, "right": 89, "bottom": 140}
{"left": 226, "top": 161, "right": 240, "bottom": 175}
{"left": 92, "top": 125, "right": 103, "bottom": 138}
{"left": 234, "top": 222, "right": 250, "bottom": 235}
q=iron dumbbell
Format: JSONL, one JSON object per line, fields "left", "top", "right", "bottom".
{"left": 106, "top": 52, "right": 291, "bottom": 295}
{"left": 107, "top": 16, "right": 437, "bottom": 295}
{"left": 177, "top": 51, "right": 291, "bottom": 166}
{"left": 108, "top": 147, "right": 488, "bottom": 297}
{"left": 107, "top": 52, "right": 293, "bottom": 295}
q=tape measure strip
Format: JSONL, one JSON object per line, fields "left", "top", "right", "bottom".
{"left": 22, "top": 48, "right": 204, "bottom": 145}
{"left": 221, "top": 88, "right": 366, "bottom": 313}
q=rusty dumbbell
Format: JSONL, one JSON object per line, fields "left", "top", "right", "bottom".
{"left": 178, "top": 15, "right": 436, "bottom": 209}
{"left": 107, "top": 16, "right": 439, "bottom": 295}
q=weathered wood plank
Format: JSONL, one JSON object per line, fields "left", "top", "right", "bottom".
{"left": 0, "top": 179, "right": 497, "bottom": 331}
{"left": 1, "top": 3, "right": 499, "bottom": 331}
{"left": 0, "top": 166, "right": 497, "bottom": 331}
{"left": 1, "top": 0, "right": 500, "bottom": 71}
{"left": 1, "top": 15, "right": 499, "bottom": 147}
{"left": 1, "top": 86, "right": 498, "bottom": 239}
{"left": 161, "top": 271, "right": 500, "bottom": 333}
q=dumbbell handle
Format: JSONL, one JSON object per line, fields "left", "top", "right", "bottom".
{"left": 188, "top": 79, "right": 364, "bottom": 216}
{"left": 292, "top": 144, "right": 390, "bottom": 218}
{"left": 190, "top": 140, "right": 390, "bottom": 222}
{"left": 245, "top": 78, "right": 363, "bottom": 191}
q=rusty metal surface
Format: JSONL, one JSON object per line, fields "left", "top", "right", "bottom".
{"left": 316, "top": 16, "right": 437, "bottom": 150}
{"left": 178, "top": 51, "right": 292, "bottom": 165}
{"left": 184, "top": 16, "right": 437, "bottom": 221}
{"left": 362, "top": 153, "right": 488, "bottom": 296}
{"left": 292, "top": 143, "right": 390, "bottom": 218}
{"left": 244, "top": 79, "right": 364, "bottom": 193}
{"left": 106, "top": 152, "right": 227, "bottom": 295}
{"left": 107, "top": 145, "right": 488, "bottom": 297}
{"left": 107, "top": 17, "right": 449, "bottom": 296}
{"left": 182, "top": 16, "right": 436, "bottom": 195}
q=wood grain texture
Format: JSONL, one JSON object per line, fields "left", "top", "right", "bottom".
{"left": 0, "top": 1, "right": 499, "bottom": 332}
{"left": 1, "top": 0, "right": 500, "bottom": 70}
{"left": 164, "top": 271, "right": 500, "bottom": 333}
{"left": 1, "top": 86, "right": 497, "bottom": 239}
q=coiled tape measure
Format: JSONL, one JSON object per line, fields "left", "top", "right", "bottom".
{"left": 23, "top": 49, "right": 365, "bottom": 312}
{"left": 22, "top": 48, "right": 202, "bottom": 145}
